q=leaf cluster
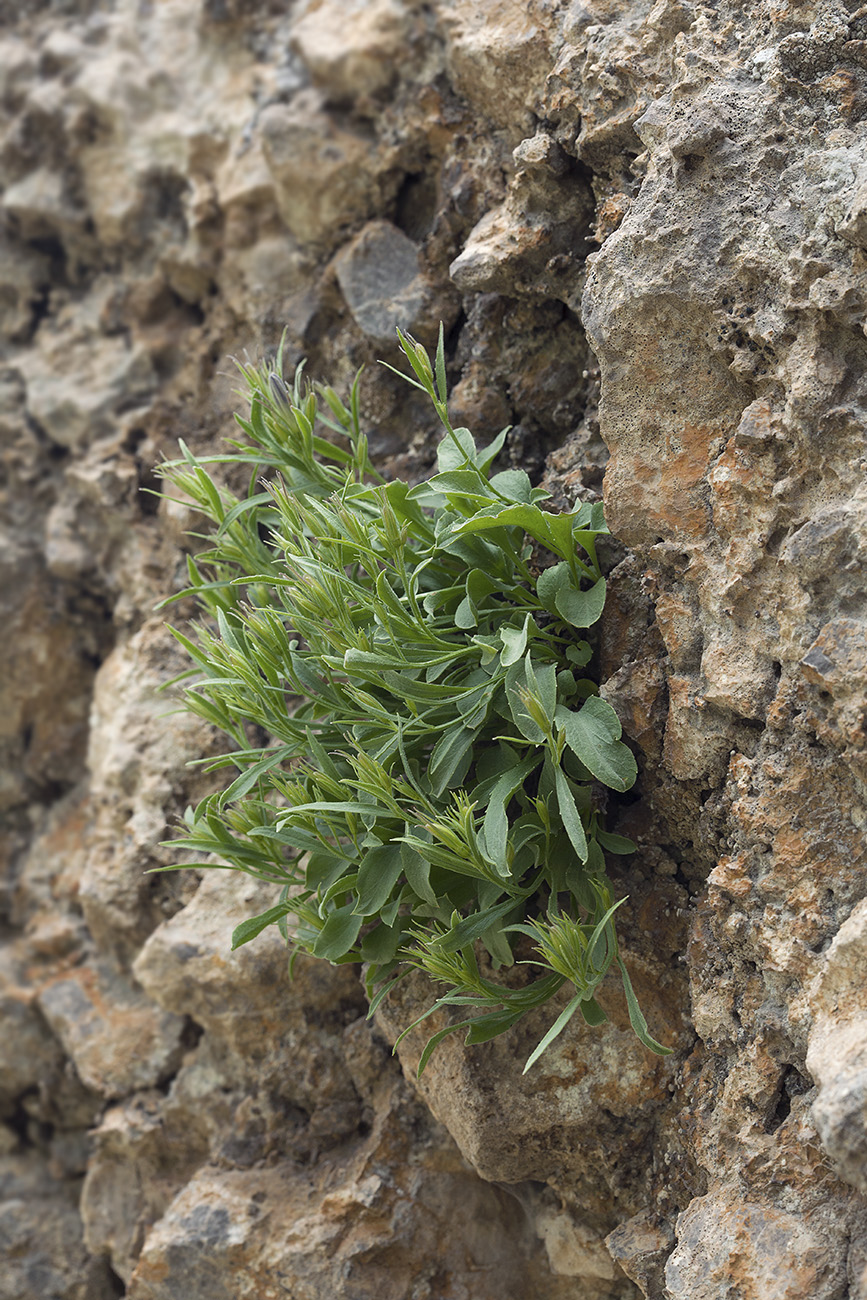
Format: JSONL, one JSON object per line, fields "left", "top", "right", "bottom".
{"left": 156, "top": 329, "right": 669, "bottom": 1072}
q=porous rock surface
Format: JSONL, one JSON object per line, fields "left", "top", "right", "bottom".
{"left": 2, "top": 1, "right": 867, "bottom": 1296}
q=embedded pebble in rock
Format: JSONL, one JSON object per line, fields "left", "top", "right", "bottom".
{"left": 334, "top": 218, "right": 459, "bottom": 344}
{"left": 2, "top": 0, "right": 867, "bottom": 1296}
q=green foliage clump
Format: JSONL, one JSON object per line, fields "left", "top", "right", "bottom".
{"left": 157, "top": 329, "right": 669, "bottom": 1072}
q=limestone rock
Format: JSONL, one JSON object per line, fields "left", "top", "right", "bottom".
{"left": 0, "top": 1153, "right": 119, "bottom": 1300}
{"left": 260, "top": 93, "right": 390, "bottom": 250}
{"left": 807, "top": 899, "right": 867, "bottom": 1194}
{"left": 3, "top": 0, "right": 867, "bottom": 1295}
{"left": 38, "top": 958, "right": 187, "bottom": 1101}
{"left": 451, "top": 130, "right": 594, "bottom": 304}
{"left": 80, "top": 618, "right": 219, "bottom": 963}
{"left": 442, "top": 0, "right": 557, "bottom": 136}
{"left": 665, "top": 1186, "right": 850, "bottom": 1300}
{"left": 21, "top": 307, "right": 156, "bottom": 452}
{"left": 291, "top": 0, "right": 411, "bottom": 102}
{"left": 124, "top": 1136, "right": 573, "bottom": 1300}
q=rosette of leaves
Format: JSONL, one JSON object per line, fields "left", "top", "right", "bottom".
{"left": 157, "top": 329, "right": 669, "bottom": 1073}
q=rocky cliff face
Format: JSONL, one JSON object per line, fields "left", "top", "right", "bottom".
{"left": 2, "top": 1, "right": 867, "bottom": 1296}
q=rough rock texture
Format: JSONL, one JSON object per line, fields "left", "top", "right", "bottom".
{"left": 2, "top": 0, "right": 867, "bottom": 1296}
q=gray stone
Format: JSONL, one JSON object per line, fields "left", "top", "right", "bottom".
{"left": 335, "top": 220, "right": 430, "bottom": 344}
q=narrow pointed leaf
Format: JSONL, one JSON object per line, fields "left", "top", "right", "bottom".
{"left": 617, "top": 957, "right": 671, "bottom": 1054}
{"left": 554, "top": 766, "right": 589, "bottom": 863}
{"left": 523, "top": 993, "right": 583, "bottom": 1073}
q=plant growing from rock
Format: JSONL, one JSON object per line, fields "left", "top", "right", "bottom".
{"left": 157, "top": 330, "right": 669, "bottom": 1071}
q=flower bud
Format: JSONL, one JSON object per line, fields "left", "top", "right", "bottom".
{"left": 269, "top": 373, "right": 291, "bottom": 408}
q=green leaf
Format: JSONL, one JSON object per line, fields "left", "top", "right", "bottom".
{"left": 466, "top": 568, "right": 499, "bottom": 609}
{"left": 556, "top": 576, "right": 606, "bottom": 629}
{"left": 354, "top": 843, "right": 404, "bottom": 915}
{"left": 434, "top": 321, "right": 447, "bottom": 404}
{"left": 276, "top": 800, "right": 372, "bottom": 826}
{"left": 524, "top": 654, "right": 557, "bottom": 727}
{"left": 475, "top": 426, "right": 510, "bottom": 474}
{"left": 312, "top": 904, "right": 363, "bottom": 961}
{"left": 217, "top": 491, "right": 275, "bottom": 535}
{"left": 417, "top": 1020, "right": 475, "bottom": 1077}
{"left": 505, "top": 660, "right": 545, "bottom": 742}
{"left": 617, "top": 958, "right": 671, "bottom": 1055}
{"left": 437, "top": 426, "right": 477, "bottom": 472}
{"left": 499, "top": 616, "right": 529, "bottom": 667}
{"left": 429, "top": 724, "right": 480, "bottom": 796}
{"left": 523, "top": 993, "right": 583, "bottom": 1073}
{"left": 452, "top": 502, "right": 554, "bottom": 547}
{"left": 218, "top": 745, "right": 293, "bottom": 806}
{"left": 401, "top": 843, "right": 438, "bottom": 905}
{"left": 426, "top": 470, "right": 492, "bottom": 501}
{"left": 537, "top": 564, "right": 607, "bottom": 629}
{"left": 439, "top": 898, "right": 516, "bottom": 952}
{"left": 231, "top": 901, "right": 294, "bottom": 950}
{"left": 480, "top": 920, "right": 514, "bottom": 967}
{"left": 454, "top": 593, "right": 477, "bottom": 629}
{"left": 554, "top": 766, "right": 589, "bottom": 863}
{"left": 556, "top": 698, "right": 638, "bottom": 792}
{"left": 596, "top": 829, "right": 637, "bottom": 855}
{"left": 361, "top": 920, "right": 403, "bottom": 964}
{"left": 367, "top": 974, "right": 403, "bottom": 1017}
{"left": 579, "top": 996, "right": 608, "bottom": 1027}
{"left": 304, "top": 853, "right": 350, "bottom": 892}
{"left": 482, "top": 755, "right": 539, "bottom": 871}
{"left": 465, "top": 1006, "right": 523, "bottom": 1044}
{"left": 566, "top": 642, "right": 593, "bottom": 668}
{"left": 488, "top": 468, "right": 532, "bottom": 503}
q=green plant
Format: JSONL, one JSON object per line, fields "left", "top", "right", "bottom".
{"left": 156, "top": 329, "right": 669, "bottom": 1073}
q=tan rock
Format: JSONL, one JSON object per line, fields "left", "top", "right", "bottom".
{"left": 442, "top": 0, "right": 556, "bottom": 135}
{"left": 38, "top": 958, "right": 186, "bottom": 1101}
{"left": 807, "top": 899, "right": 867, "bottom": 1193}
{"left": 451, "top": 131, "right": 593, "bottom": 303}
{"left": 260, "top": 93, "right": 388, "bottom": 249}
{"left": 125, "top": 1128, "right": 573, "bottom": 1300}
{"left": 291, "top": 0, "right": 410, "bottom": 101}
{"left": 666, "top": 1186, "right": 849, "bottom": 1300}
{"left": 3, "top": 0, "right": 867, "bottom": 1295}
{"left": 20, "top": 318, "right": 156, "bottom": 451}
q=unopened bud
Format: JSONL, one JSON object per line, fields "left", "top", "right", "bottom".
{"left": 413, "top": 343, "right": 434, "bottom": 381}
{"left": 269, "top": 373, "right": 290, "bottom": 407}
